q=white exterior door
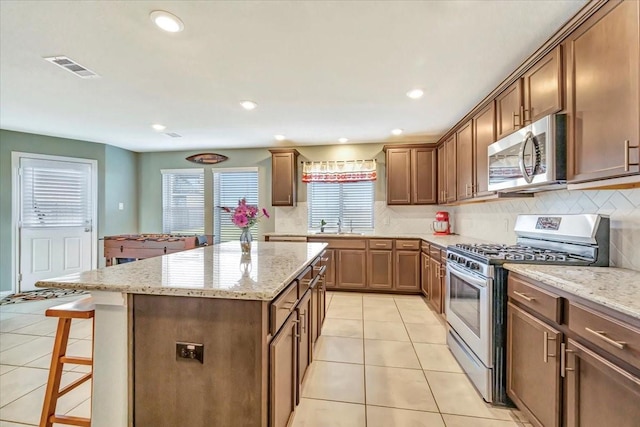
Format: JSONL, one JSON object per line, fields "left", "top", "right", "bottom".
{"left": 16, "top": 155, "right": 96, "bottom": 292}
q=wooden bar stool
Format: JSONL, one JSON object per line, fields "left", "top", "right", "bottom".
{"left": 40, "top": 297, "right": 94, "bottom": 427}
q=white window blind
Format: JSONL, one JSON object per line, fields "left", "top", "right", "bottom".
{"left": 308, "top": 181, "right": 374, "bottom": 231}
{"left": 213, "top": 169, "right": 259, "bottom": 244}
{"left": 162, "top": 169, "right": 205, "bottom": 234}
{"left": 21, "top": 158, "right": 92, "bottom": 228}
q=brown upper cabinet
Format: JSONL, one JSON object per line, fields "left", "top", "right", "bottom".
{"left": 564, "top": 0, "right": 640, "bottom": 183}
{"left": 496, "top": 80, "right": 524, "bottom": 140}
{"left": 384, "top": 145, "right": 437, "bottom": 205}
{"left": 456, "top": 120, "right": 474, "bottom": 201}
{"left": 437, "top": 144, "right": 446, "bottom": 204}
{"left": 269, "top": 149, "right": 299, "bottom": 206}
{"left": 444, "top": 136, "right": 457, "bottom": 204}
{"left": 523, "top": 46, "right": 563, "bottom": 125}
{"left": 473, "top": 102, "right": 496, "bottom": 197}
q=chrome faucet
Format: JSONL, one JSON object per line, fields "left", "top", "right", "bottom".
{"left": 337, "top": 219, "right": 342, "bottom": 233}
{"left": 350, "top": 220, "right": 353, "bottom": 233}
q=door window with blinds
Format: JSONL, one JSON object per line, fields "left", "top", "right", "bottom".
{"left": 307, "top": 181, "right": 375, "bottom": 231}
{"left": 213, "top": 168, "right": 259, "bottom": 244}
{"left": 162, "top": 169, "right": 205, "bottom": 234}
{"left": 20, "top": 158, "right": 93, "bottom": 228}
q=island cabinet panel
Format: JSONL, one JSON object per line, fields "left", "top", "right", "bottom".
{"left": 367, "top": 250, "right": 393, "bottom": 290}
{"left": 456, "top": 120, "right": 474, "bottom": 201}
{"left": 337, "top": 249, "right": 367, "bottom": 288}
{"left": 564, "top": 0, "right": 640, "bottom": 183}
{"left": 270, "top": 312, "right": 299, "bottom": 427}
{"left": 523, "top": 46, "right": 563, "bottom": 124}
{"left": 507, "top": 302, "right": 562, "bottom": 427}
{"left": 270, "top": 149, "right": 299, "bottom": 206}
{"left": 394, "top": 250, "right": 420, "bottom": 291}
{"left": 564, "top": 338, "right": 640, "bottom": 427}
{"left": 132, "top": 295, "right": 268, "bottom": 427}
{"left": 496, "top": 80, "right": 523, "bottom": 140}
{"left": 473, "top": 102, "right": 496, "bottom": 197}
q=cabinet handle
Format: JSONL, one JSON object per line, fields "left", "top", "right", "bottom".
{"left": 292, "top": 319, "right": 300, "bottom": 339}
{"left": 624, "top": 140, "right": 639, "bottom": 172}
{"left": 543, "top": 331, "right": 556, "bottom": 363}
{"left": 560, "top": 342, "right": 575, "bottom": 377}
{"left": 523, "top": 107, "right": 531, "bottom": 124}
{"left": 585, "top": 327, "right": 627, "bottom": 350}
{"left": 321, "top": 257, "right": 329, "bottom": 262}
{"left": 375, "top": 243, "right": 387, "bottom": 247}
{"left": 288, "top": 194, "right": 291, "bottom": 204}
{"left": 402, "top": 244, "right": 413, "bottom": 248}
{"left": 512, "top": 111, "right": 521, "bottom": 128}
{"left": 300, "top": 311, "right": 306, "bottom": 334}
{"left": 513, "top": 291, "right": 535, "bottom": 302}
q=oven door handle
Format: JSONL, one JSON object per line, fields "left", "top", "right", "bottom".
{"left": 446, "top": 262, "right": 489, "bottom": 289}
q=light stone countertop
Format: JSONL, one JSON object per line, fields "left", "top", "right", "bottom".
{"left": 36, "top": 241, "right": 327, "bottom": 301}
{"left": 265, "top": 232, "right": 494, "bottom": 249}
{"left": 504, "top": 264, "right": 640, "bottom": 320}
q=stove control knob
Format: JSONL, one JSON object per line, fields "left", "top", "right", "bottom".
{"left": 471, "top": 262, "right": 480, "bottom": 270}
{"left": 447, "top": 253, "right": 457, "bottom": 262}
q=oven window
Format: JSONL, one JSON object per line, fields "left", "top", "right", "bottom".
{"left": 449, "top": 273, "right": 481, "bottom": 337}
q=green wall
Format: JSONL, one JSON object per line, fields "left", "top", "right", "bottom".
{"left": 0, "top": 130, "right": 137, "bottom": 292}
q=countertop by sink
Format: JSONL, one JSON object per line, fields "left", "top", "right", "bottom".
{"left": 504, "top": 264, "right": 640, "bottom": 320}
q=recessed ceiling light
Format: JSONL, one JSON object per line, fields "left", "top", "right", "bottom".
{"left": 338, "top": 137, "right": 349, "bottom": 143}
{"left": 391, "top": 128, "right": 403, "bottom": 136}
{"left": 274, "top": 134, "right": 286, "bottom": 141}
{"left": 150, "top": 10, "right": 184, "bottom": 33}
{"left": 240, "top": 100, "right": 258, "bottom": 111}
{"left": 406, "top": 88, "right": 424, "bottom": 99}
{"left": 151, "top": 123, "right": 166, "bottom": 131}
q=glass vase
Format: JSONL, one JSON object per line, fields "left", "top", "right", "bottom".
{"left": 240, "top": 227, "right": 253, "bottom": 254}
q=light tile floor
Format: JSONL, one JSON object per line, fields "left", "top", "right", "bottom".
{"left": 0, "top": 296, "right": 92, "bottom": 427}
{"left": 0, "top": 292, "right": 533, "bottom": 427}
{"left": 292, "top": 291, "right": 534, "bottom": 427}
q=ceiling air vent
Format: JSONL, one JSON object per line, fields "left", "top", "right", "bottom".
{"left": 164, "top": 132, "right": 182, "bottom": 138}
{"left": 43, "top": 56, "right": 100, "bottom": 79}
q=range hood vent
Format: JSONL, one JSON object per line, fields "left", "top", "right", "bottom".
{"left": 43, "top": 56, "right": 100, "bottom": 79}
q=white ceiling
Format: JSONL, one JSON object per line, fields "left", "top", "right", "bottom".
{"left": 0, "top": 0, "right": 587, "bottom": 153}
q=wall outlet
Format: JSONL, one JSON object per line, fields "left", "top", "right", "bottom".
{"left": 118, "top": 202, "right": 124, "bottom": 210}
{"left": 176, "top": 342, "right": 204, "bottom": 363}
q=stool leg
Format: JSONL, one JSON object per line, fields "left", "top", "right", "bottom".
{"left": 40, "top": 317, "right": 72, "bottom": 427}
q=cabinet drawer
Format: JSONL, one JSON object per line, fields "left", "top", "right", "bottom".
{"left": 270, "top": 281, "right": 299, "bottom": 335}
{"left": 296, "top": 266, "right": 313, "bottom": 295}
{"left": 421, "top": 241, "right": 430, "bottom": 252}
{"left": 370, "top": 239, "right": 393, "bottom": 250}
{"left": 429, "top": 247, "right": 441, "bottom": 259}
{"left": 568, "top": 302, "right": 640, "bottom": 370}
{"left": 396, "top": 239, "right": 419, "bottom": 250}
{"left": 307, "top": 238, "right": 366, "bottom": 249}
{"left": 508, "top": 275, "right": 562, "bottom": 323}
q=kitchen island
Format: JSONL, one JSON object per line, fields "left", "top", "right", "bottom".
{"left": 36, "top": 241, "right": 328, "bottom": 427}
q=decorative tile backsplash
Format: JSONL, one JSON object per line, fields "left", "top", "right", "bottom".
{"left": 274, "top": 189, "right": 639, "bottom": 271}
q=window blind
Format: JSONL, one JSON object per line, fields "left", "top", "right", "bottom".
{"left": 21, "top": 158, "right": 92, "bottom": 228}
{"left": 213, "top": 170, "right": 259, "bottom": 243}
{"left": 162, "top": 169, "right": 205, "bottom": 234}
{"left": 307, "top": 181, "right": 374, "bottom": 231}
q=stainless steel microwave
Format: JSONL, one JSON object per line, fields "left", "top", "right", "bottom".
{"left": 488, "top": 114, "right": 566, "bottom": 192}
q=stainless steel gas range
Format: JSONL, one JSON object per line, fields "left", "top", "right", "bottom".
{"left": 444, "top": 214, "right": 610, "bottom": 406}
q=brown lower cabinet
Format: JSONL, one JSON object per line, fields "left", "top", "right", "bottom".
{"left": 428, "top": 254, "right": 443, "bottom": 314}
{"left": 368, "top": 250, "right": 393, "bottom": 289}
{"left": 420, "top": 251, "right": 429, "bottom": 297}
{"left": 323, "top": 249, "right": 336, "bottom": 289}
{"left": 394, "top": 250, "right": 420, "bottom": 291}
{"left": 507, "top": 273, "right": 640, "bottom": 427}
{"left": 270, "top": 311, "right": 299, "bottom": 427}
{"left": 507, "top": 302, "right": 562, "bottom": 427}
{"left": 337, "top": 249, "right": 367, "bottom": 288}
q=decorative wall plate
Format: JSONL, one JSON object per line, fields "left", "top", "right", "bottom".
{"left": 185, "top": 153, "right": 229, "bottom": 164}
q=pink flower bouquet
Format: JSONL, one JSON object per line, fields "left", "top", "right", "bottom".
{"left": 221, "top": 198, "right": 270, "bottom": 229}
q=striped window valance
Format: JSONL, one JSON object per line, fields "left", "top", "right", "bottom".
{"left": 302, "top": 159, "right": 377, "bottom": 183}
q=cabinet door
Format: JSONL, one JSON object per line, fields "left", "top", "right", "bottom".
{"left": 395, "top": 251, "right": 420, "bottom": 291}
{"left": 496, "top": 80, "right": 523, "bottom": 139}
{"left": 523, "top": 46, "right": 562, "bottom": 124}
{"left": 311, "top": 284, "right": 319, "bottom": 344}
{"left": 337, "top": 249, "right": 367, "bottom": 288}
{"left": 506, "top": 302, "right": 562, "bottom": 427}
{"left": 473, "top": 102, "right": 496, "bottom": 197}
{"left": 323, "top": 249, "right": 336, "bottom": 289}
{"left": 421, "top": 252, "right": 429, "bottom": 297}
{"left": 367, "top": 250, "right": 393, "bottom": 289}
{"left": 270, "top": 312, "right": 298, "bottom": 427}
{"left": 456, "top": 121, "right": 474, "bottom": 200}
{"left": 565, "top": 338, "right": 640, "bottom": 427}
{"left": 565, "top": 0, "right": 640, "bottom": 182}
{"left": 386, "top": 148, "right": 412, "bottom": 204}
{"left": 297, "top": 291, "right": 312, "bottom": 398}
{"left": 445, "top": 136, "right": 457, "bottom": 203}
{"left": 437, "top": 144, "right": 447, "bottom": 204}
{"left": 428, "top": 258, "right": 443, "bottom": 313}
{"left": 271, "top": 152, "right": 297, "bottom": 206}
{"left": 412, "top": 147, "right": 437, "bottom": 204}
